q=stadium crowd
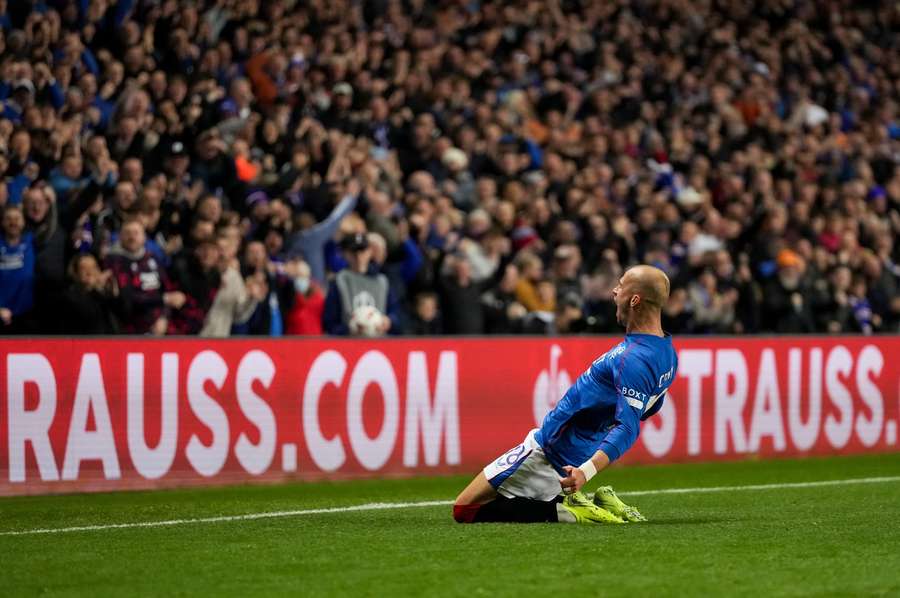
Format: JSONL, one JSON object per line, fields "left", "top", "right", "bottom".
{"left": 0, "top": 0, "right": 899, "bottom": 337}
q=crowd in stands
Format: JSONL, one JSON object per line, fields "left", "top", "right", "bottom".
{"left": 1, "top": 0, "right": 899, "bottom": 337}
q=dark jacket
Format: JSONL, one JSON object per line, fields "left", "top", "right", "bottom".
{"left": 61, "top": 284, "right": 120, "bottom": 334}
{"left": 167, "top": 251, "right": 221, "bottom": 334}
{"left": 760, "top": 276, "right": 817, "bottom": 333}
{"left": 480, "top": 288, "right": 521, "bottom": 334}
{"left": 438, "top": 275, "right": 487, "bottom": 335}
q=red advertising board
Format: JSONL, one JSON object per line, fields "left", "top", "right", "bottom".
{"left": 1, "top": 336, "right": 898, "bottom": 496}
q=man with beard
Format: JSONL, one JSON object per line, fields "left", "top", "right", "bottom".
{"left": 760, "top": 249, "right": 816, "bottom": 333}
{"left": 104, "top": 218, "right": 186, "bottom": 335}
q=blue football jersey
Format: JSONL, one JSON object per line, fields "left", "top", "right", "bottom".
{"left": 534, "top": 333, "right": 678, "bottom": 471}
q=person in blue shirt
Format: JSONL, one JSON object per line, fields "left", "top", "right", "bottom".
{"left": 454, "top": 265, "right": 678, "bottom": 525}
{"left": 0, "top": 205, "right": 36, "bottom": 332}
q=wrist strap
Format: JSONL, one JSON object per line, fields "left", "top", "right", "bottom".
{"left": 578, "top": 459, "right": 598, "bottom": 482}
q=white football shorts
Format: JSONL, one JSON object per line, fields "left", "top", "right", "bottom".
{"left": 482, "top": 428, "right": 563, "bottom": 502}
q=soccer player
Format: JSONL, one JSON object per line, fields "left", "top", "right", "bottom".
{"left": 453, "top": 265, "right": 678, "bottom": 524}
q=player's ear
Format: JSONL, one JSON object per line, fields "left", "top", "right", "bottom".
{"left": 630, "top": 294, "right": 641, "bottom": 308}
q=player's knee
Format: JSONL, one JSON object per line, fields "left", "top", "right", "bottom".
{"left": 452, "top": 502, "right": 480, "bottom": 524}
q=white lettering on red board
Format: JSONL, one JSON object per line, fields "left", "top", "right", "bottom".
{"left": 7, "top": 354, "right": 58, "bottom": 482}
{"left": 302, "top": 349, "right": 460, "bottom": 472}
{"left": 127, "top": 353, "right": 179, "bottom": 479}
{"left": 6, "top": 348, "right": 462, "bottom": 483}
{"left": 62, "top": 354, "right": 120, "bottom": 480}
{"left": 3, "top": 343, "right": 895, "bottom": 484}
{"left": 640, "top": 345, "right": 891, "bottom": 458}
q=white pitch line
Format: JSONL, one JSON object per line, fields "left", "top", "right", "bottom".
{"left": 2, "top": 475, "right": 899, "bottom": 537}
{"left": 0, "top": 500, "right": 452, "bottom": 537}
{"left": 617, "top": 475, "right": 900, "bottom": 497}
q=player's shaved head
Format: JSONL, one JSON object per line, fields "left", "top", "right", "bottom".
{"left": 624, "top": 265, "right": 670, "bottom": 309}
{"left": 613, "top": 264, "right": 670, "bottom": 332}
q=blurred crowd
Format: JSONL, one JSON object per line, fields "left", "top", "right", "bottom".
{"left": 1, "top": 0, "right": 899, "bottom": 337}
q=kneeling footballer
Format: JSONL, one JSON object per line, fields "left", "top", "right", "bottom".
{"left": 454, "top": 265, "right": 678, "bottom": 524}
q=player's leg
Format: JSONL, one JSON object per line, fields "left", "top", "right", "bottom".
{"left": 462, "top": 449, "right": 623, "bottom": 524}
{"left": 455, "top": 471, "right": 497, "bottom": 505}
{"left": 452, "top": 471, "right": 498, "bottom": 523}
{"left": 453, "top": 470, "right": 560, "bottom": 524}
{"left": 498, "top": 447, "right": 623, "bottom": 524}
{"left": 453, "top": 432, "right": 561, "bottom": 524}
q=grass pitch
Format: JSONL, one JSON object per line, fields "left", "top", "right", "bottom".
{"left": 2, "top": 453, "right": 900, "bottom": 597}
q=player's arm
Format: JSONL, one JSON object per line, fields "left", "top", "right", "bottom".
{"left": 560, "top": 363, "right": 648, "bottom": 494}
{"left": 559, "top": 395, "right": 639, "bottom": 494}
{"left": 641, "top": 391, "right": 666, "bottom": 421}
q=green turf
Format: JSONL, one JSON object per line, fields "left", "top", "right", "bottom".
{"left": 2, "top": 453, "right": 900, "bottom": 597}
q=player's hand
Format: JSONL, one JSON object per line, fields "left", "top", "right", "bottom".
{"left": 560, "top": 465, "right": 586, "bottom": 495}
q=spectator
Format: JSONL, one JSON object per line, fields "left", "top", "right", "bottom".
{"left": 458, "top": 210, "right": 505, "bottom": 284}
{"left": 22, "top": 183, "right": 65, "bottom": 330}
{"left": 520, "top": 279, "right": 559, "bottom": 334}
{"left": 687, "top": 269, "right": 737, "bottom": 334}
{"left": 407, "top": 292, "right": 443, "bottom": 335}
{"left": 168, "top": 238, "right": 223, "bottom": 335}
{"left": 514, "top": 250, "right": 554, "bottom": 313}
{"left": 236, "top": 240, "right": 294, "bottom": 336}
{"left": 284, "top": 259, "right": 325, "bottom": 335}
{"left": 61, "top": 254, "right": 120, "bottom": 335}
{"left": 820, "top": 265, "right": 856, "bottom": 333}
{"left": 663, "top": 287, "right": 693, "bottom": 335}
{"left": 551, "top": 244, "right": 582, "bottom": 304}
{"left": 438, "top": 252, "right": 487, "bottom": 335}
{"left": 96, "top": 179, "right": 140, "bottom": 253}
{"left": 190, "top": 128, "right": 242, "bottom": 209}
{"left": 199, "top": 246, "right": 262, "bottom": 338}
{"left": 860, "top": 251, "right": 898, "bottom": 331}
{"left": 481, "top": 263, "right": 527, "bottom": 334}
{"left": 761, "top": 250, "right": 817, "bottom": 334}
{"left": 582, "top": 251, "right": 622, "bottom": 332}
{"left": 0, "top": 1, "right": 897, "bottom": 338}
{"left": 48, "top": 153, "right": 87, "bottom": 203}
{"left": 0, "top": 205, "right": 34, "bottom": 332}
{"left": 442, "top": 148, "right": 476, "bottom": 211}
{"left": 555, "top": 292, "right": 589, "bottom": 335}
{"left": 104, "top": 219, "right": 185, "bottom": 335}
{"left": 285, "top": 182, "right": 359, "bottom": 285}
{"left": 324, "top": 232, "right": 399, "bottom": 336}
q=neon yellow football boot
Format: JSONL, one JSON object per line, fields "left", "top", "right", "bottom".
{"left": 592, "top": 486, "right": 647, "bottom": 522}
{"left": 560, "top": 491, "right": 626, "bottom": 524}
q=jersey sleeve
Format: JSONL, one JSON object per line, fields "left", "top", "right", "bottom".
{"left": 597, "top": 353, "right": 654, "bottom": 462}
{"left": 641, "top": 390, "right": 666, "bottom": 421}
